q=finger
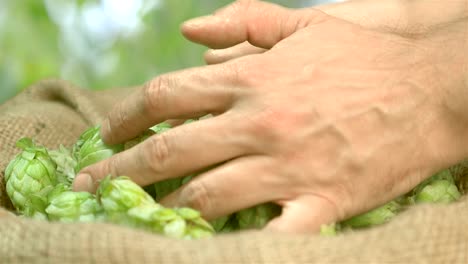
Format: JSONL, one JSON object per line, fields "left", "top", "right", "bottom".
{"left": 101, "top": 64, "right": 240, "bottom": 145}
{"left": 181, "top": 0, "right": 330, "bottom": 49}
{"left": 159, "top": 156, "right": 287, "bottom": 220}
{"left": 265, "top": 195, "right": 339, "bottom": 234}
{"left": 73, "top": 114, "right": 254, "bottom": 193}
{"left": 204, "top": 42, "right": 266, "bottom": 65}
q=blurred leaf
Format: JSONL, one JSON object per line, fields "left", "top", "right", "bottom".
{"left": 0, "top": 0, "right": 306, "bottom": 104}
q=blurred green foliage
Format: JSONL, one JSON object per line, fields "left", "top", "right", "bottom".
{"left": 0, "top": 0, "right": 312, "bottom": 104}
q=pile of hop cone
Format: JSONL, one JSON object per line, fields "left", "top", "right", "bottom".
{"left": 4, "top": 120, "right": 463, "bottom": 238}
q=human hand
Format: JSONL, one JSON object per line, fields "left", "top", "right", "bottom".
{"left": 203, "top": 0, "right": 468, "bottom": 64}
{"left": 73, "top": 1, "right": 468, "bottom": 233}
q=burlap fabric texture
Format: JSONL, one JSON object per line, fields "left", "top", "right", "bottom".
{"left": 1, "top": 80, "right": 468, "bottom": 263}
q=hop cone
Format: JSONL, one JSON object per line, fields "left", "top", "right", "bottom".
{"left": 341, "top": 201, "right": 401, "bottom": 228}
{"left": 5, "top": 138, "right": 58, "bottom": 219}
{"left": 128, "top": 206, "right": 214, "bottom": 239}
{"left": 96, "top": 176, "right": 155, "bottom": 213}
{"left": 73, "top": 126, "right": 123, "bottom": 172}
{"left": 411, "top": 169, "right": 454, "bottom": 195}
{"left": 97, "top": 176, "right": 214, "bottom": 239}
{"left": 414, "top": 179, "right": 461, "bottom": 203}
{"left": 46, "top": 184, "right": 103, "bottom": 222}
{"left": 49, "top": 145, "right": 77, "bottom": 184}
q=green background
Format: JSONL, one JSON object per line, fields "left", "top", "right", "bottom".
{"left": 0, "top": 0, "right": 327, "bottom": 104}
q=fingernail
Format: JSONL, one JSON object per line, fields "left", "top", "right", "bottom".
{"left": 73, "top": 173, "right": 94, "bottom": 192}
{"left": 183, "top": 15, "right": 216, "bottom": 29}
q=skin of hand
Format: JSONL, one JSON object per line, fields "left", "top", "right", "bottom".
{"left": 204, "top": 0, "right": 468, "bottom": 64}
{"left": 73, "top": 0, "right": 468, "bottom": 233}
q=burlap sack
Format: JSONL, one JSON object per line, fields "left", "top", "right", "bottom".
{"left": 1, "top": 80, "right": 467, "bottom": 263}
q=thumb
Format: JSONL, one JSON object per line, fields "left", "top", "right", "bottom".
{"left": 265, "top": 195, "right": 339, "bottom": 234}
{"left": 181, "top": 0, "right": 330, "bottom": 49}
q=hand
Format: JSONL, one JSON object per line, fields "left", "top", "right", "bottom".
{"left": 203, "top": 0, "right": 468, "bottom": 65}
{"left": 73, "top": 0, "right": 468, "bottom": 233}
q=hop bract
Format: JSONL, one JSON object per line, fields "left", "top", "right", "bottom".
{"left": 49, "top": 145, "right": 77, "bottom": 184}
{"left": 5, "top": 138, "right": 58, "bottom": 219}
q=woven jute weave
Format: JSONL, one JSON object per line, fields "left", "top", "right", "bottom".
{"left": 1, "top": 80, "right": 467, "bottom": 263}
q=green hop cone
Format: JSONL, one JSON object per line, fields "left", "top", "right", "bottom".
{"left": 412, "top": 169, "right": 455, "bottom": 195}
{"left": 414, "top": 179, "right": 461, "bottom": 203}
{"left": 97, "top": 176, "right": 156, "bottom": 213}
{"left": 73, "top": 126, "right": 123, "bottom": 172}
{"left": 341, "top": 201, "right": 401, "bottom": 228}
{"left": 97, "top": 176, "right": 213, "bottom": 239}
{"left": 49, "top": 145, "right": 77, "bottom": 184}
{"left": 236, "top": 203, "right": 282, "bottom": 229}
{"left": 5, "top": 138, "right": 58, "bottom": 219}
{"left": 46, "top": 183, "right": 103, "bottom": 222}
{"left": 128, "top": 206, "right": 214, "bottom": 239}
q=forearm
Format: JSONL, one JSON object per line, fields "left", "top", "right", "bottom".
{"left": 316, "top": 0, "right": 468, "bottom": 34}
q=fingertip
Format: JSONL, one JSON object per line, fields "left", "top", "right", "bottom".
{"left": 72, "top": 173, "right": 95, "bottom": 193}
{"left": 203, "top": 49, "right": 222, "bottom": 65}
{"left": 181, "top": 15, "right": 216, "bottom": 42}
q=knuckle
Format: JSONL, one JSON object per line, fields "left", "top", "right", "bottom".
{"left": 143, "top": 134, "right": 171, "bottom": 174}
{"left": 180, "top": 180, "right": 212, "bottom": 213}
{"left": 143, "top": 76, "right": 171, "bottom": 114}
{"left": 103, "top": 155, "right": 122, "bottom": 178}
{"left": 245, "top": 107, "right": 289, "bottom": 142}
{"left": 228, "top": 58, "right": 263, "bottom": 87}
{"left": 112, "top": 103, "right": 132, "bottom": 133}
